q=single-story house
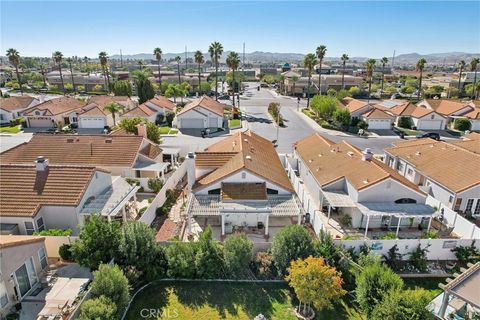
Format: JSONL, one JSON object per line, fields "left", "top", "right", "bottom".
{"left": 361, "top": 108, "right": 394, "bottom": 130}
{"left": 0, "top": 235, "right": 48, "bottom": 316}
{"left": 388, "top": 102, "right": 447, "bottom": 130}
{"left": 458, "top": 107, "right": 480, "bottom": 131}
{"left": 0, "top": 96, "right": 39, "bottom": 125}
{"left": 0, "top": 162, "right": 138, "bottom": 235}
{"left": 291, "top": 133, "right": 432, "bottom": 239}
{"left": 78, "top": 95, "right": 134, "bottom": 129}
{"left": 186, "top": 130, "right": 300, "bottom": 240}
{"left": 22, "top": 97, "right": 85, "bottom": 128}
{"left": 121, "top": 96, "right": 176, "bottom": 123}
{"left": 340, "top": 97, "right": 373, "bottom": 119}
{"left": 0, "top": 132, "right": 167, "bottom": 191}
{"left": 176, "top": 95, "right": 225, "bottom": 130}
{"left": 384, "top": 139, "right": 480, "bottom": 214}
{"left": 417, "top": 99, "right": 474, "bottom": 128}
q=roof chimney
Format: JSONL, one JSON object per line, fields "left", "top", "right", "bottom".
{"left": 137, "top": 122, "right": 147, "bottom": 138}
{"left": 35, "top": 156, "right": 49, "bottom": 171}
{"left": 362, "top": 148, "right": 373, "bottom": 161}
{"left": 187, "top": 152, "right": 196, "bottom": 191}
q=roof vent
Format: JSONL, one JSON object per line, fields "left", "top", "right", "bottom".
{"left": 105, "top": 138, "right": 112, "bottom": 143}
{"left": 246, "top": 155, "right": 252, "bottom": 161}
{"left": 318, "top": 153, "right": 322, "bottom": 157}
{"left": 308, "top": 159, "right": 313, "bottom": 163}
{"left": 362, "top": 148, "right": 373, "bottom": 161}
{"left": 347, "top": 151, "right": 355, "bottom": 157}
{"left": 415, "top": 151, "right": 421, "bottom": 156}
{"left": 67, "top": 138, "right": 74, "bottom": 143}
{"left": 35, "top": 156, "right": 49, "bottom": 172}
{"left": 363, "top": 178, "right": 369, "bottom": 184}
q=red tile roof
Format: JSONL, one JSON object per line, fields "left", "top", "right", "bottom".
{"left": 23, "top": 97, "right": 85, "bottom": 116}
{"left": 178, "top": 95, "right": 225, "bottom": 117}
{"left": 0, "top": 96, "right": 37, "bottom": 112}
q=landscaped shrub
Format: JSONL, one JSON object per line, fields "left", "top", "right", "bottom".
{"left": 398, "top": 116, "right": 412, "bottom": 129}
{"left": 451, "top": 241, "right": 480, "bottom": 266}
{"left": 166, "top": 241, "right": 197, "bottom": 278}
{"left": 421, "top": 230, "right": 438, "bottom": 239}
{"left": 454, "top": 118, "right": 471, "bottom": 131}
{"left": 165, "top": 111, "right": 175, "bottom": 127}
{"left": 34, "top": 228, "right": 72, "bottom": 236}
{"left": 90, "top": 264, "right": 130, "bottom": 313}
{"left": 147, "top": 177, "right": 163, "bottom": 193}
{"left": 224, "top": 234, "right": 253, "bottom": 277}
{"left": 252, "top": 251, "right": 275, "bottom": 279}
{"left": 380, "top": 231, "right": 397, "bottom": 240}
{"left": 138, "top": 207, "right": 147, "bottom": 216}
{"left": 409, "top": 244, "right": 429, "bottom": 272}
{"left": 195, "top": 226, "right": 224, "bottom": 278}
{"left": 357, "top": 119, "right": 368, "bottom": 130}
{"left": 268, "top": 102, "right": 284, "bottom": 126}
{"left": 339, "top": 214, "right": 352, "bottom": 227}
{"left": 125, "top": 178, "right": 140, "bottom": 186}
{"left": 59, "top": 244, "right": 73, "bottom": 261}
{"left": 78, "top": 296, "right": 117, "bottom": 320}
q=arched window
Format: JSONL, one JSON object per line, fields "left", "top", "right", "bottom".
{"left": 395, "top": 198, "right": 416, "bottom": 204}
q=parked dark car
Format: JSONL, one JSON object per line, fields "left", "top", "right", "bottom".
{"left": 416, "top": 132, "right": 440, "bottom": 141}
{"left": 218, "top": 94, "right": 230, "bottom": 100}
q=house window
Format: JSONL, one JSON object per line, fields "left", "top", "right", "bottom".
{"left": 72, "top": 117, "right": 78, "bottom": 123}
{"left": 431, "top": 114, "right": 435, "bottom": 119}
{"left": 395, "top": 198, "right": 417, "bottom": 204}
{"left": 454, "top": 198, "right": 462, "bottom": 211}
{"left": 465, "top": 199, "right": 474, "bottom": 213}
{"left": 396, "top": 161, "right": 404, "bottom": 172}
{"left": 266, "top": 188, "right": 279, "bottom": 194}
{"left": 241, "top": 172, "right": 246, "bottom": 179}
{"left": 448, "top": 196, "right": 454, "bottom": 204}
{"left": 407, "top": 168, "right": 413, "bottom": 175}
{"left": 135, "top": 170, "right": 141, "bottom": 178}
{"left": 24, "top": 221, "right": 35, "bottom": 235}
{"left": 208, "top": 188, "right": 220, "bottom": 195}
{"left": 38, "top": 247, "right": 48, "bottom": 270}
{"left": 0, "top": 114, "right": 4, "bottom": 121}
{"left": 0, "top": 281, "right": 8, "bottom": 308}
{"left": 36, "top": 217, "right": 45, "bottom": 232}
{"left": 474, "top": 200, "right": 480, "bottom": 215}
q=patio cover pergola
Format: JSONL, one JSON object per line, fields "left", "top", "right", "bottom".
{"left": 357, "top": 202, "right": 436, "bottom": 239}
{"left": 321, "top": 190, "right": 357, "bottom": 222}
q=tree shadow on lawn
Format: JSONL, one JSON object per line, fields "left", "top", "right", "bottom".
{"left": 173, "top": 281, "right": 291, "bottom": 319}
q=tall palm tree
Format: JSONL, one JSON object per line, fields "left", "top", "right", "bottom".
{"left": 98, "top": 52, "right": 110, "bottom": 92}
{"left": 103, "top": 102, "right": 124, "bottom": 126}
{"left": 66, "top": 57, "right": 76, "bottom": 93}
{"left": 194, "top": 50, "right": 204, "bottom": 95}
{"left": 175, "top": 56, "right": 182, "bottom": 85}
{"left": 340, "top": 54, "right": 349, "bottom": 89}
{"left": 457, "top": 60, "right": 466, "bottom": 96}
{"left": 291, "top": 75, "right": 298, "bottom": 96}
{"left": 38, "top": 63, "right": 48, "bottom": 88}
{"left": 208, "top": 41, "right": 224, "bottom": 100}
{"left": 53, "top": 51, "right": 66, "bottom": 95}
{"left": 315, "top": 45, "right": 327, "bottom": 95}
{"left": 6, "top": 49, "right": 22, "bottom": 94}
{"left": 303, "top": 53, "right": 318, "bottom": 109}
{"left": 416, "top": 58, "right": 426, "bottom": 100}
{"left": 380, "top": 57, "right": 389, "bottom": 92}
{"left": 364, "top": 59, "right": 376, "bottom": 103}
{"left": 226, "top": 52, "right": 240, "bottom": 109}
{"left": 153, "top": 47, "right": 162, "bottom": 86}
{"left": 470, "top": 57, "right": 479, "bottom": 99}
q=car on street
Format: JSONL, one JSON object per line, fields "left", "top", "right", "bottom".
{"left": 416, "top": 132, "right": 440, "bottom": 141}
{"left": 218, "top": 95, "right": 230, "bottom": 100}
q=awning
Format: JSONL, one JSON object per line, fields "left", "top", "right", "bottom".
{"left": 322, "top": 190, "right": 356, "bottom": 208}
{"left": 161, "top": 147, "right": 181, "bottom": 156}
{"left": 357, "top": 202, "right": 435, "bottom": 218}
{"left": 133, "top": 161, "right": 169, "bottom": 172}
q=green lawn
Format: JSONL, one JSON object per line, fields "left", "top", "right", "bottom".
{"left": 0, "top": 125, "right": 21, "bottom": 133}
{"left": 403, "top": 277, "right": 446, "bottom": 299}
{"left": 124, "top": 281, "right": 362, "bottom": 320}
{"left": 158, "top": 127, "right": 178, "bottom": 135}
{"left": 229, "top": 119, "right": 241, "bottom": 128}
{"left": 395, "top": 126, "right": 420, "bottom": 136}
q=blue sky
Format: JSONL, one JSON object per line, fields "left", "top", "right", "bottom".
{"left": 1, "top": 1, "right": 479, "bottom": 58}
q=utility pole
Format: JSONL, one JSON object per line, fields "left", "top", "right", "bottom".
{"left": 242, "top": 42, "right": 245, "bottom": 71}
{"left": 120, "top": 49, "right": 123, "bottom": 67}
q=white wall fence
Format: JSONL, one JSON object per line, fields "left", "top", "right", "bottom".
{"left": 426, "top": 196, "right": 480, "bottom": 239}
{"left": 140, "top": 162, "right": 187, "bottom": 225}
{"left": 335, "top": 238, "right": 480, "bottom": 261}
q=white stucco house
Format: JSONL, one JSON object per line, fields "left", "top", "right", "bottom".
{"left": 361, "top": 108, "right": 394, "bottom": 129}
{"left": 0, "top": 161, "right": 138, "bottom": 235}
{"left": 185, "top": 130, "right": 301, "bottom": 240}
{"left": 339, "top": 97, "right": 373, "bottom": 119}
{"left": 388, "top": 102, "right": 447, "bottom": 130}
{"left": 0, "top": 96, "right": 39, "bottom": 125}
{"left": 176, "top": 95, "right": 225, "bottom": 130}
{"left": 22, "top": 97, "right": 85, "bottom": 128}
{"left": 384, "top": 139, "right": 480, "bottom": 215}
{"left": 78, "top": 96, "right": 135, "bottom": 129}
{"left": 121, "top": 96, "right": 176, "bottom": 123}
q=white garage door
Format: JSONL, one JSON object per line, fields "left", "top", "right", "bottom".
{"left": 80, "top": 117, "right": 105, "bottom": 128}
{"left": 208, "top": 117, "right": 218, "bottom": 128}
{"left": 180, "top": 118, "right": 204, "bottom": 128}
{"left": 418, "top": 120, "right": 443, "bottom": 130}
{"left": 368, "top": 119, "right": 391, "bottom": 129}
{"left": 28, "top": 117, "right": 54, "bottom": 128}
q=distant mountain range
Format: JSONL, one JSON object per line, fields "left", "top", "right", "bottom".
{"left": 109, "top": 51, "right": 479, "bottom": 64}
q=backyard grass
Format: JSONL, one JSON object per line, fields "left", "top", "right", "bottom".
{"left": 124, "top": 281, "right": 362, "bottom": 320}
{"left": 403, "top": 277, "right": 446, "bottom": 299}
{"left": 158, "top": 127, "right": 178, "bottom": 135}
{"left": 0, "top": 125, "right": 21, "bottom": 133}
{"left": 229, "top": 119, "right": 241, "bottom": 128}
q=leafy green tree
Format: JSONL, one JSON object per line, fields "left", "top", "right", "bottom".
{"left": 271, "top": 225, "right": 314, "bottom": 275}
{"left": 454, "top": 118, "right": 471, "bottom": 131}
{"left": 336, "top": 89, "right": 351, "bottom": 100}
{"left": 118, "top": 117, "right": 142, "bottom": 133}
{"left": 208, "top": 41, "right": 224, "bottom": 100}
{"left": 153, "top": 47, "right": 162, "bottom": 86}
{"left": 398, "top": 116, "right": 412, "bottom": 129}
{"left": 165, "top": 111, "right": 175, "bottom": 127}
{"left": 66, "top": 57, "right": 76, "bottom": 93}
{"left": 113, "top": 80, "right": 132, "bottom": 97}
{"left": 340, "top": 53, "right": 349, "bottom": 89}
{"left": 6, "top": 48, "right": 22, "bottom": 93}
{"left": 451, "top": 241, "right": 480, "bottom": 266}
{"left": 194, "top": 50, "right": 204, "bottom": 95}
{"left": 164, "top": 84, "right": 177, "bottom": 103}
{"left": 166, "top": 241, "right": 197, "bottom": 278}
{"left": 174, "top": 56, "right": 181, "bottom": 85}
{"left": 195, "top": 226, "right": 224, "bottom": 278}
{"left": 409, "top": 244, "right": 429, "bottom": 272}
{"left": 371, "top": 289, "right": 433, "bottom": 320}
{"left": 146, "top": 121, "right": 161, "bottom": 143}
{"left": 147, "top": 177, "right": 163, "bottom": 192}
{"left": 470, "top": 57, "right": 479, "bottom": 99}
{"left": 200, "top": 81, "right": 211, "bottom": 93}
{"left": 416, "top": 58, "right": 426, "bottom": 99}
{"left": 310, "top": 95, "right": 338, "bottom": 120}
{"left": 355, "top": 262, "right": 403, "bottom": 317}
{"left": 316, "top": 45, "right": 327, "bottom": 94}
{"left": 348, "top": 86, "right": 360, "bottom": 97}
{"left": 401, "top": 86, "right": 415, "bottom": 94}
{"left": 133, "top": 70, "right": 155, "bottom": 104}
{"left": 104, "top": 102, "right": 124, "bottom": 126}
{"left": 71, "top": 215, "right": 121, "bottom": 269}
{"left": 223, "top": 234, "right": 253, "bottom": 277}
{"left": 333, "top": 108, "right": 351, "bottom": 129}
{"left": 303, "top": 53, "right": 318, "bottom": 108}
{"left": 90, "top": 264, "right": 130, "bottom": 312}
{"left": 53, "top": 51, "right": 66, "bottom": 95}
{"left": 78, "top": 296, "right": 117, "bottom": 320}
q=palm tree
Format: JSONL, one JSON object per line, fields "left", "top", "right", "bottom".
{"left": 175, "top": 56, "right": 181, "bottom": 85}
{"left": 53, "top": 51, "right": 66, "bottom": 95}
{"left": 194, "top": 50, "right": 204, "bottom": 95}
{"left": 103, "top": 102, "right": 124, "bottom": 126}
{"left": 470, "top": 57, "right": 479, "bottom": 99}
{"left": 38, "top": 63, "right": 48, "bottom": 88}
{"left": 315, "top": 45, "right": 327, "bottom": 95}
{"left": 153, "top": 47, "right": 162, "bottom": 87}
{"left": 380, "top": 57, "right": 389, "bottom": 93}
{"left": 66, "top": 57, "right": 76, "bottom": 93}
{"left": 340, "top": 54, "right": 349, "bottom": 89}
{"left": 138, "top": 60, "right": 144, "bottom": 70}
{"left": 98, "top": 52, "right": 110, "bottom": 92}
{"left": 457, "top": 60, "right": 466, "bottom": 96}
{"left": 364, "top": 59, "right": 376, "bottom": 103}
{"left": 6, "top": 49, "right": 22, "bottom": 94}
{"left": 226, "top": 52, "right": 240, "bottom": 109}
{"left": 416, "top": 58, "right": 426, "bottom": 100}
{"left": 208, "top": 41, "right": 224, "bottom": 100}
{"left": 291, "top": 75, "right": 298, "bottom": 96}
{"left": 303, "top": 53, "right": 318, "bottom": 109}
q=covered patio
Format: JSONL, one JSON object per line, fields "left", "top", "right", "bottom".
{"left": 133, "top": 160, "right": 170, "bottom": 180}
